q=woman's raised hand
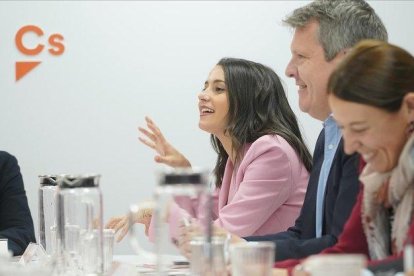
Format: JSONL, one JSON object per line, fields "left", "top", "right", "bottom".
{"left": 138, "top": 116, "right": 191, "bottom": 168}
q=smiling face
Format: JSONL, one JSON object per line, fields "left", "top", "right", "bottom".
{"left": 198, "top": 65, "right": 229, "bottom": 137}
{"left": 329, "top": 94, "right": 411, "bottom": 173}
{"left": 285, "top": 21, "right": 345, "bottom": 121}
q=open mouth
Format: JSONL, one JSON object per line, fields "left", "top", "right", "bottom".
{"left": 200, "top": 108, "right": 214, "bottom": 115}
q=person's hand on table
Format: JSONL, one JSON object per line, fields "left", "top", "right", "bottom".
{"left": 272, "top": 268, "right": 289, "bottom": 276}
{"left": 177, "top": 223, "right": 247, "bottom": 260}
{"left": 176, "top": 218, "right": 200, "bottom": 259}
{"left": 212, "top": 224, "right": 247, "bottom": 244}
{"left": 138, "top": 116, "right": 191, "bottom": 168}
{"left": 406, "top": 270, "right": 414, "bottom": 276}
{"left": 105, "top": 200, "right": 155, "bottom": 242}
{"left": 292, "top": 264, "right": 310, "bottom": 276}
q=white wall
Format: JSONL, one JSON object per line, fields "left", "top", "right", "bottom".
{"left": 0, "top": 1, "right": 413, "bottom": 254}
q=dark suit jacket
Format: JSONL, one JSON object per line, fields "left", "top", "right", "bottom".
{"left": 246, "top": 129, "right": 360, "bottom": 261}
{"left": 0, "top": 151, "right": 36, "bottom": 255}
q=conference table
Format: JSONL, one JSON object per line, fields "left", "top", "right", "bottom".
{"left": 8, "top": 253, "right": 405, "bottom": 275}
{"left": 109, "top": 255, "right": 290, "bottom": 276}
{"left": 109, "top": 255, "right": 190, "bottom": 275}
{"left": 108, "top": 255, "right": 405, "bottom": 276}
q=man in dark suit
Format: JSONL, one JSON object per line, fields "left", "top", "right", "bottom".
{"left": 245, "top": 0, "right": 388, "bottom": 262}
{"left": 0, "top": 151, "right": 36, "bottom": 255}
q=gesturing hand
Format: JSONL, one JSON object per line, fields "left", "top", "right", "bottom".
{"left": 105, "top": 200, "right": 155, "bottom": 242}
{"left": 138, "top": 116, "right": 191, "bottom": 168}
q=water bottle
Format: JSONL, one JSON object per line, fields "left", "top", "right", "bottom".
{"left": 56, "top": 174, "right": 104, "bottom": 275}
{"left": 129, "top": 167, "right": 212, "bottom": 275}
{"left": 38, "top": 174, "right": 58, "bottom": 255}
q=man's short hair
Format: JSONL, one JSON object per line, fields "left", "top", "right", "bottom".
{"left": 284, "top": 0, "right": 388, "bottom": 61}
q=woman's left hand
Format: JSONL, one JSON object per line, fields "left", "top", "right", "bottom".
{"left": 105, "top": 201, "right": 155, "bottom": 242}
{"left": 177, "top": 219, "right": 199, "bottom": 259}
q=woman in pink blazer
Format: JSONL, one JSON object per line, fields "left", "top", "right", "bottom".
{"left": 107, "top": 58, "right": 311, "bottom": 242}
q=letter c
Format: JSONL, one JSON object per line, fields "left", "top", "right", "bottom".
{"left": 15, "top": 25, "right": 44, "bottom": 56}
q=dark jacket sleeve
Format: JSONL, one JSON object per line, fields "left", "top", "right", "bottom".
{"left": 276, "top": 185, "right": 406, "bottom": 273}
{"left": 0, "top": 151, "right": 36, "bottom": 255}
{"left": 311, "top": 187, "right": 369, "bottom": 255}
{"left": 246, "top": 134, "right": 361, "bottom": 262}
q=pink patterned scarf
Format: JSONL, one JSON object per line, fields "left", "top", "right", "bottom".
{"left": 360, "top": 135, "right": 414, "bottom": 260}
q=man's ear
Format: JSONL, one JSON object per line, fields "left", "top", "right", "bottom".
{"left": 332, "top": 48, "right": 350, "bottom": 64}
{"left": 342, "top": 48, "right": 350, "bottom": 56}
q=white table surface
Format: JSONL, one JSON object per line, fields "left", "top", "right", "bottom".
{"left": 109, "top": 255, "right": 190, "bottom": 276}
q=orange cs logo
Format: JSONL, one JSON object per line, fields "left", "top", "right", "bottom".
{"left": 15, "top": 25, "right": 64, "bottom": 81}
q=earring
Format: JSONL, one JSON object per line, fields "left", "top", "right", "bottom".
{"left": 406, "top": 121, "right": 414, "bottom": 135}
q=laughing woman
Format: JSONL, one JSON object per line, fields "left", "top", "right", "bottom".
{"left": 107, "top": 58, "right": 312, "bottom": 242}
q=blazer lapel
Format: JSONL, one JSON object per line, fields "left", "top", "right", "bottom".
{"left": 218, "top": 160, "right": 234, "bottom": 209}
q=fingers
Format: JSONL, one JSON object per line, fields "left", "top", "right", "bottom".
{"left": 110, "top": 207, "right": 153, "bottom": 242}
{"left": 138, "top": 136, "right": 156, "bottom": 150}
{"left": 116, "top": 224, "right": 129, "bottom": 242}
{"left": 144, "top": 116, "right": 158, "bottom": 132}
{"left": 138, "top": 127, "right": 158, "bottom": 144}
{"left": 179, "top": 242, "right": 191, "bottom": 260}
{"left": 134, "top": 206, "right": 153, "bottom": 222}
{"left": 144, "top": 116, "right": 153, "bottom": 124}
{"left": 178, "top": 223, "right": 195, "bottom": 251}
{"left": 138, "top": 117, "right": 167, "bottom": 156}
{"left": 178, "top": 233, "right": 192, "bottom": 247}
{"left": 113, "top": 217, "right": 128, "bottom": 233}
{"left": 105, "top": 217, "right": 122, "bottom": 229}
{"left": 141, "top": 207, "right": 154, "bottom": 218}
{"left": 106, "top": 216, "right": 128, "bottom": 243}
{"left": 212, "top": 224, "right": 228, "bottom": 236}
{"left": 142, "top": 117, "right": 166, "bottom": 142}
{"left": 177, "top": 234, "right": 192, "bottom": 259}
{"left": 145, "top": 117, "right": 166, "bottom": 141}
{"left": 105, "top": 220, "right": 115, "bottom": 229}
{"left": 139, "top": 117, "right": 191, "bottom": 169}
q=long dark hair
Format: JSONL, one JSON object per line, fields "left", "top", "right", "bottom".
{"left": 328, "top": 40, "right": 414, "bottom": 112}
{"left": 211, "top": 58, "right": 312, "bottom": 188}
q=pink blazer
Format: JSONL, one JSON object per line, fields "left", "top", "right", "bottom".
{"left": 149, "top": 134, "right": 309, "bottom": 241}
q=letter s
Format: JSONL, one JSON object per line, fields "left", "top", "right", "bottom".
{"left": 48, "top": 33, "right": 65, "bottom": 55}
